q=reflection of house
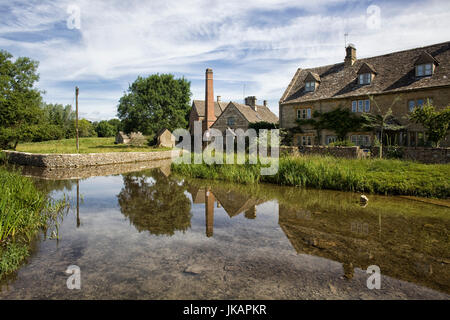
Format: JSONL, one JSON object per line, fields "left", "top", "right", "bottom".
{"left": 279, "top": 41, "right": 450, "bottom": 147}
{"left": 278, "top": 204, "right": 450, "bottom": 293}
{"left": 185, "top": 182, "right": 266, "bottom": 237}
{"left": 188, "top": 69, "right": 278, "bottom": 135}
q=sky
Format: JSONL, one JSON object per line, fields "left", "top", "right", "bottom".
{"left": 1, "top": 0, "right": 449, "bottom": 121}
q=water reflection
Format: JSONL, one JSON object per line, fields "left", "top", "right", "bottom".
{"left": 2, "top": 166, "right": 449, "bottom": 298}
{"left": 117, "top": 170, "right": 192, "bottom": 236}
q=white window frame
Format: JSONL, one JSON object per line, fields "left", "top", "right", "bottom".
{"left": 359, "top": 73, "right": 371, "bottom": 85}
{"left": 326, "top": 136, "right": 337, "bottom": 145}
{"left": 305, "top": 81, "right": 315, "bottom": 92}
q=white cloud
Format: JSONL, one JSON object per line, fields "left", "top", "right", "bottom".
{"left": 1, "top": 0, "right": 450, "bottom": 119}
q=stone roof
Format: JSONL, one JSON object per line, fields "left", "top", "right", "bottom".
{"left": 280, "top": 41, "right": 450, "bottom": 105}
{"left": 227, "top": 102, "right": 279, "bottom": 124}
{"left": 192, "top": 100, "right": 228, "bottom": 117}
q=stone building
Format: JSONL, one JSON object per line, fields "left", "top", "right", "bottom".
{"left": 115, "top": 131, "right": 130, "bottom": 144}
{"left": 155, "top": 128, "right": 175, "bottom": 148}
{"left": 279, "top": 41, "right": 450, "bottom": 147}
{"left": 188, "top": 69, "right": 278, "bottom": 135}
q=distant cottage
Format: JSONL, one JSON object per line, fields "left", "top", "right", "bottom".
{"left": 188, "top": 69, "right": 278, "bottom": 135}
{"left": 156, "top": 128, "right": 175, "bottom": 148}
{"left": 115, "top": 131, "right": 145, "bottom": 145}
{"left": 115, "top": 131, "right": 130, "bottom": 144}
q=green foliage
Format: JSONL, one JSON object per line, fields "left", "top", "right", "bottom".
{"left": 0, "top": 168, "right": 68, "bottom": 278}
{"left": 41, "top": 103, "right": 75, "bottom": 138}
{"left": 297, "top": 107, "right": 363, "bottom": 141}
{"left": 94, "top": 120, "right": 116, "bottom": 137}
{"left": 328, "top": 139, "right": 355, "bottom": 147}
{"left": 410, "top": 103, "right": 450, "bottom": 147}
{"left": 172, "top": 155, "right": 450, "bottom": 198}
{"left": 117, "top": 74, "right": 192, "bottom": 136}
{"left": 0, "top": 50, "right": 43, "bottom": 149}
{"left": 73, "top": 119, "right": 97, "bottom": 138}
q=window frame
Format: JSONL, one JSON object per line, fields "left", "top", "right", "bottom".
{"left": 297, "top": 107, "right": 312, "bottom": 119}
{"left": 416, "top": 63, "right": 433, "bottom": 77}
{"left": 227, "top": 116, "right": 235, "bottom": 126}
{"left": 359, "top": 73, "right": 371, "bottom": 85}
{"left": 305, "top": 81, "right": 316, "bottom": 92}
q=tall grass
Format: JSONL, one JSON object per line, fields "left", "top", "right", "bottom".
{"left": 0, "top": 168, "right": 68, "bottom": 278}
{"left": 172, "top": 154, "right": 450, "bottom": 198}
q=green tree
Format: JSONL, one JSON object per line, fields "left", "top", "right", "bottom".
{"left": 107, "top": 118, "right": 122, "bottom": 133}
{"left": 410, "top": 103, "right": 450, "bottom": 147}
{"left": 41, "top": 103, "right": 75, "bottom": 138}
{"left": 95, "top": 120, "right": 116, "bottom": 137}
{"left": 117, "top": 74, "right": 191, "bottom": 136}
{"left": 0, "top": 50, "right": 43, "bottom": 149}
{"left": 71, "top": 119, "right": 97, "bottom": 137}
{"left": 361, "top": 95, "right": 403, "bottom": 158}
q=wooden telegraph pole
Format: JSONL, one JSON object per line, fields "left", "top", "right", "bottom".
{"left": 75, "top": 86, "right": 79, "bottom": 153}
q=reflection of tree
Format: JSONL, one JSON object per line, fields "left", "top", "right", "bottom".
{"left": 117, "top": 169, "right": 192, "bottom": 236}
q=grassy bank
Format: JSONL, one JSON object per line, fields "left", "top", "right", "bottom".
{"left": 14, "top": 137, "right": 170, "bottom": 154}
{"left": 0, "top": 168, "right": 66, "bottom": 279}
{"left": 172, "top": 155, "right": 450, "bottom": 198}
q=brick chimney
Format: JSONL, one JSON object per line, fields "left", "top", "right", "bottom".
{"left": 203, "top": 68, "right": 216, "bottom": 133}
{"left": 345, "top": 44, "right": 356, "bottom": 67}
{"left": 245, "top": 96, "right": 257, "bottom": 111}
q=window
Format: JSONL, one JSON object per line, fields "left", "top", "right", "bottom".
{"left": 326, "top": 136, "right": 337, "bottom": 145}
{"left": 416, "top": 63, "right": 433, "bottom": 76}
{"left": 359, "top": 73, "right": 371, "bottom": 85}
{"left": 358, "top": 100, "right": 363, "bottom": 112}
{"left": 364, "top": 100, "right": 370, "bottom": 112}
{"left": 305, "top": 81, "right": 315, "bottom": 92}
{"left": 408, "top": 98, "right": 433, "bottom": 112}
{"left": 351, "top": 135, "right": 370, "bottom": 147}
{"left": 227, "top": 117, "right": 235, "bottom": 126}
{"left": 301, "top": 135, "right": 313, "bottom": 146}
{"left": 352, "top": 99, "right": 370, "bottom": 113}
{"left": 297, "top": 108, "right": 312, "bottom": 119}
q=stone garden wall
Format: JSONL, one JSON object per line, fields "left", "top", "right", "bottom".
{"left": 370, "top": 146, "right": 450, "bottom": 164}
{"left": 3, "top": 150, "right": 177, "bottom": 168}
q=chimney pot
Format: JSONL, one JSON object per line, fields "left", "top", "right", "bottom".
{"left": 263, "top": 100, "right": 267, "bottom": 107}
{"left": 245, "top": 96, "right": 257, "bottom": 111}
{"left": 217, "top": 95, "right": 221, "bottom": 102}
{"left": 345, "top": 44, "right": 356, "bottom": 67}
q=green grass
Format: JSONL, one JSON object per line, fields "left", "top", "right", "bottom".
{"left": 172, "top": 154, "right": 450, "bottom": 198}
{"left": 0, "top": 168, "right": 67, "bottom": 279}
{"left": 14, "top": 137, "right": 171, "bottom": 154}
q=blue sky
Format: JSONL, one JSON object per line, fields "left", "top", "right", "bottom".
{"left": 1, "top": 0, "right": 449, "bottom": 120}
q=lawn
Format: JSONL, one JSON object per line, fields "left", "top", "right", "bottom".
{"left": 172, "top": 154, "right": 450, "bottom": 198}
{"left": 14, "top": 137, "right": 171, "bottom": 154}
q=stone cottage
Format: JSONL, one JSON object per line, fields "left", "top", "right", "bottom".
{"left": 156, "top": 128, "right": 175, "bottom": 148}
{"left": 279, "top": 41, "right": 450, "bottom": 147}
{"left": 188, "top": 68, "right": 278, "bottom": 135}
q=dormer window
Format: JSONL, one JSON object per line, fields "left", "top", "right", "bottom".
{"left": 416, "top": 63, "right": 433, "bottom": 77}
{"left": 304, "top": 72, "right": 321, "bottom": 93}
{"left": 357, "top": 62, "right": 376, "bottom": 86}
{"left": 414, "top": 51, "right": 438, "bottom": 77}
{"left": 359, "top": 73, "right": 371, "bottom": 85}
{"left": 305, "top": 81, "right": 315, "bottom": 92}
